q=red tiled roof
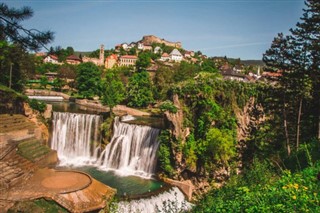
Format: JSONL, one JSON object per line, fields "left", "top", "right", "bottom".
{"left": 120, "top": 55, "right": 137, "bottom": 59}
{"left": 162, "top": 53, "right": 169, "bottom": 57}
{"left": 49, "top": 55, "right": 58, "bottom": 60}
{"left": 107, "top": 54, "right": 118, "bottom": 60}
{"left": 67, "top": 55, "right": 81, "bottom": 61}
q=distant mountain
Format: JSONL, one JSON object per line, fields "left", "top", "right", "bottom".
{"left": 74, "top": 51, "right": 93, "bottom": 57}
{"left": 241, "top": 60, "right": 265, "bottom": 66}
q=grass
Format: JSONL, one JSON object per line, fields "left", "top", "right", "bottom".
{"left": 17, "top": 139, "right": 51, "bottom": 162}
{"left": 8, "top": 198, "right": 68, "bottom": 213}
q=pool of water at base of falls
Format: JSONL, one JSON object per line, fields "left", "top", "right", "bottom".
{"left": 56, "top": 165, "right": 165, "bottom": 196}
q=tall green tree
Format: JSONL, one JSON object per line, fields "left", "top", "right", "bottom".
{"left": 126, "top": 71, "right": 154, "bottom": 107}
{"left": 263, "top": 0, "right": 320, "bottom": 155}
{"left": 136, "top": 52, "right": 151, "bottom": 71}
{"left": 101, "top": 71, "right": 125, "bottom": 114}
{"left": 76, "top": 62, "right": 101, "bottom": 98}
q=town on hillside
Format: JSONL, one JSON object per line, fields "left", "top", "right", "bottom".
{"left": 34, "top": 35, "right": 279, "bottom": 90}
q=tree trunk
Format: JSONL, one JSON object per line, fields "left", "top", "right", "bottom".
{"left": 296, "top": 98, "right": 302, "bottom": 150}
{"left": 283, "top": 104, "right": 291, "bottom": 156}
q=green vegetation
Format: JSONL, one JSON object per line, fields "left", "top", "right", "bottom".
{"left": 28, "top": 99, "right": 47, "bottom": 113}
{"left": 126, "top": 71, "right": 154, "bottom": 107}
{"left": 17, "top": 139, "right": 51, "bottom": 162}
{"left": 76, "top": 62, "right": 102, "bottom": 98}
{"left": 193, "top": 159, "right": 320, "bottom": 212}
{"left": 8, "top": 198, "right": 68, "bottom": 213}
{"left": 159, "top": 100, "right": 178, "bottom": 113}
{"left": 101, "top": 70, "right": 125, "bottom": 113}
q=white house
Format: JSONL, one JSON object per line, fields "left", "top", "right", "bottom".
{"left": 122, "top": 43, "right": 129, "bottom": 50}
{"left": 44, "top": 55, "right": 59, "bottom": 64}
{"left": 154, "top": 46, "right": 162, "bottom": 54}
{"left": 137, "top": 42, "right": 144, "bottom": 50}
{"left": 169, "top": 49, "right": 183, "bottom": 62}
{"left": 160, "top": 53, "right": 170, "bottom": 61}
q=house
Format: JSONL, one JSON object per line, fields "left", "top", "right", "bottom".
{"left": 128, "top": 42, "right": 136, "bottom": 49}
{"left": 44, "top": 55, "right": 59, "bottom": 64}
{"left": 184, "top": 51, "right": 191, "bottom": 58}
{"left": 143, "top": 45, "right": 153, "bottom": 51}
{"left": 122, "top": 43, "right": 129, "bottom": 50}
{"left": 35, "top": 52, "right": 46, "bottom": 57}
{"left": 119, "top": 55, "right": 138, "bottom": 67}
{"left": 169, "top": 49, "right": 183, "bottom": 62}
{"left": 105, "top": 54, "right": 118, "bottom": 69}
{"left": 137, "top": 42, "right": 144, "bottom": 50}
{"left": 221, "top": 68, "right": 246, "bottom": 82}
{"left": 66, "top": 55, "right": 82, "bottom": 65}
{"left": 160, "top": 53, "right": 170, "bottom": 61}
{"left": 154, "top": 46, "right": 162, "bottom": 54}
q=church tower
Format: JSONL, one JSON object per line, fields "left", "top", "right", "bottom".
{"left": 99, "top": 44, "right": 104, "bottom": 66}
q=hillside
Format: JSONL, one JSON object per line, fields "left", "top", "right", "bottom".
{"left": 139, "top": 35, "right": 182, "bottom": 48}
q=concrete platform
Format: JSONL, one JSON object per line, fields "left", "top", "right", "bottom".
{"left": 0, "top": 168, "right": 116, "bottom": 213}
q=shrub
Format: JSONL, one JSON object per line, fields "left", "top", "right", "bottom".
{"left": 28, "top": 99, "right": 46, "bottom": 113}
{"left": 160, "top": 100, "right": 178, "bottom": 113}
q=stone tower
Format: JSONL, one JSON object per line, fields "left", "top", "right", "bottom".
{"left": 99, "top": 44, "right": 104, "bottom": 66}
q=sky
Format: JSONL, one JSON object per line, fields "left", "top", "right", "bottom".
{"left": 4, "top": 0, "right": 305, "bottom": 60}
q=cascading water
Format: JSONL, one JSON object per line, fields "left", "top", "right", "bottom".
{"left": 51, "top": 113, "right": 160, "bottom": 178}
{"left": 98, "top": 117, "right": 160, "bottom": 178}
{"left": 117, "top": 187, "right": 192, "bottom": 213}
{"left": 51, "top": 112, "right": 102, "bottom": 166}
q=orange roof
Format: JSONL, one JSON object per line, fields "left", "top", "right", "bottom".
{"left": 162, "top": 53, "right": 169, "bottom": 57}
{"left": 107, "top": 54, "right": 118, "bottom": 60}
{"left": 67, "top": 55, "right": 81, "bottom": 61}
{"left": 120, "top": 55, "right": 137, "bottom": 59}
{"left": 48, "top": 55, "right": 58, "bottom": 60}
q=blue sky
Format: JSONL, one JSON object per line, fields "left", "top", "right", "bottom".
{"left": 4, "top": 0, "right": 305, "bottom": 59}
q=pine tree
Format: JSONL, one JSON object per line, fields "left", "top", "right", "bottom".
{"left": 0, "top": 3, "right": 54, "bottom": 51}
{"left": 263, "top": 0, "right": 320, "bottom": 154}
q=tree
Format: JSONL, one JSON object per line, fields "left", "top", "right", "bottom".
{"left": 76, "top": 62, "right": 101, "bottom": 98}
{"left": 263, "top": 0, "right": 320, "bottom": 154}
{"left": 0, "top": 3, "right": 53, "bottom": 91}
{"left": 136, "top": 52, "right": 151, "bottom": 71}
{"left": 39, "top": 76, "right": 48, "bottom": 89}
{"left": 101, "top": 71, "right": 125, "bottom": 114}
{"left": 126, "top": 71, "right": 154, "bottom": 107}
{"left": 205, "top": 128, "right": 235, "bottom": 164}
{"left": 0, "top": 3, "right": 54, "bottom": 51}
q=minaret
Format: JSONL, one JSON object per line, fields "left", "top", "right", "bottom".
{"left": 99, "top": 44, "right": 104, "bottom": 66}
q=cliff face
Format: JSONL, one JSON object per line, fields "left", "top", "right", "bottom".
{"left": 140, "top": 35, "right": 182, "bottom": 48}
{"left": 163, "top": 95, "right": 265, "bottom": 199}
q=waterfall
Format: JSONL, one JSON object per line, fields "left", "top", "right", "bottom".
{"left": 116, "top": 187, "right": 192, "bottom": 213}
{"left": 98, "top": 117, "right": 160, "bottom": 178}
{"left": 51, "top": 113, "right": 160, "bottom": 178}
{"left": 51, "top": 112, "right": 102, "bottom": 166}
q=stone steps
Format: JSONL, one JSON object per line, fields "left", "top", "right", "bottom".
{"left": 17, "top": 139, "right": 50, "bottom": 162}
{"left": 0, "top": 151, "right": 38, "bottom": 190}
{"left": 0, "top": 114, "right": 36, "bottom": 133}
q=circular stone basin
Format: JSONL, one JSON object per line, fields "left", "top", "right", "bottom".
{"left": 41, "top": 171, "right": 91, "bottom": 193}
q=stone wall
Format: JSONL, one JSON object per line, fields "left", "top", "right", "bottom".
{"left": 140, "top": 35, "right": 182, "bottom": 48}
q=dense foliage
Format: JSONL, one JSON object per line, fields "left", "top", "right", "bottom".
{"left": 126, "top": 71, "right": 154, "bottom": 107}
{"left": 193, "top": 159, "right": 320, "bottom": 212}
{"left": 101, "top": 70, "right": 125, "bottom": 113}
{"left": 76, "top": 62, "right": 102, "bottom": 98}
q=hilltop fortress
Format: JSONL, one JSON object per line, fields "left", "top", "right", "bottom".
{"left": 139, "top": 35, "right": 182, "bottom": 48}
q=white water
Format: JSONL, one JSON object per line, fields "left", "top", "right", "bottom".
{"left": 51, "top": 112, "right": 102, "bottom": 166}
{"left": 98, "top": 117, "right": 160, "bottom": 178}
{"left": 28, "top": 95, "right": 64, "bottom": 101}
{"left": 51, "top": 113, "right": 160, "bottom": 178}
{"left": 116, "top": 187, "right": 192, "bottom": 213}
